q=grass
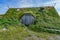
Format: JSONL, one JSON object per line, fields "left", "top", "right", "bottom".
{"left": 0, "top": 26, "right": 58, "bottom": 40}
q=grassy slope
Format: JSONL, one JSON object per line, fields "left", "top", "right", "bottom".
{"left": 0, "top": 6, "right": 60, "bottom": 40}
{"left": 0, "top": 26, "right": 58, "bottom": 40}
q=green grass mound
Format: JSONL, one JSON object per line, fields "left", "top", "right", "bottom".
{"left": 0, "top": 6, "right": 60, "bottom": 34}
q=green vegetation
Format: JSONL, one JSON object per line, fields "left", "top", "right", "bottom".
{"left": 0, "top": 6, "right": 60, "bottom": 40}
{"left": 0, "top": 26, "right": 58, "bottom": 40}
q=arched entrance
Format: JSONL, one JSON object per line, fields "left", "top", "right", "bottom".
{"left": 20, "top": 13, "right": 34, "bottom": 26}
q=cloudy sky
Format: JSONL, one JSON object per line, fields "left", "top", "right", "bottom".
{"left": 0, "top": 0, "right": 60, "bottom": 15}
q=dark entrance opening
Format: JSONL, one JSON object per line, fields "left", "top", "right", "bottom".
{"left": 20, "top": 13, "right": 34, "bottom": 26}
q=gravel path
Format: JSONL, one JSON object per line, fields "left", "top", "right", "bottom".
{"left": 24, "top": 34, "right": 60, "bottom": 40}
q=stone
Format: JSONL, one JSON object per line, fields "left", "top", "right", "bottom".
{"left": 2, "top": 28, "right": 7, "bottom": 31}
{"left": 55, "top": 35, "right": 60, "bottom": 40}
{"left": 17, "top": 9, "right": 20, "bottom": 11}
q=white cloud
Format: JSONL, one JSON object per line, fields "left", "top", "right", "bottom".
{"left": 58, "top": 12, "right": 60, "bottom": 16}
{"left": 54, "top": 0, "right": 60, "bottom": 8}
{"left": 17, "top": 0, "right": 34, "bottom": 8}
{"left": 19, "top": 4, "right": 34, "bottom": 8}
{"left": 55, "top": 2, "right": 60, "bottom": 9}
{"left": 54, "top": 0, "right": 60, "bottom": 15}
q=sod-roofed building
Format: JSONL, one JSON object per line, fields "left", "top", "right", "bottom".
{"left": 0, "top": 6, "right": 60, "bottom": 33}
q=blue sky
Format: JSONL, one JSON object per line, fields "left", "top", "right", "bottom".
{"left": 0, "top": 0, "right": 60, "bottom": 15}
